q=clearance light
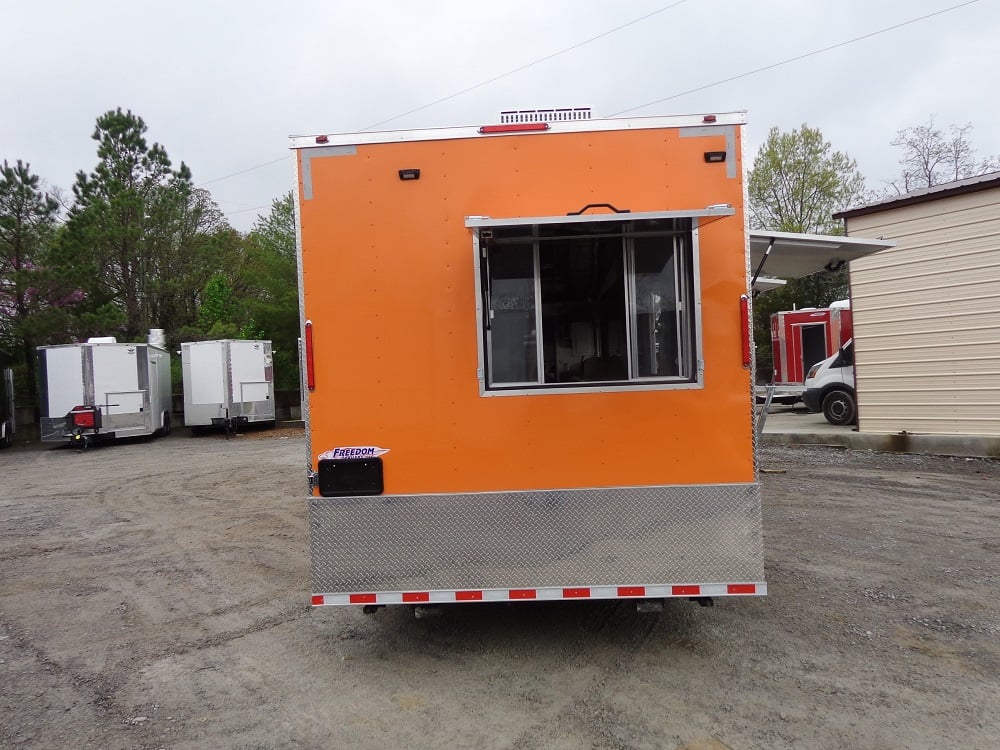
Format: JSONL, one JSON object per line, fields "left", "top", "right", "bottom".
{"left": 704, "top": 151, "right": 727, "bottom": 163}
{"left": 478, "top": 122, "right": 550, "bottom": 134}
{"left": 304, "top": 320, "right": 316, "bottom": 391}
{"left": 398, "top": 168, "right": 420, "bottom": 181}
{"left": 315, "top": 135, "right": 329, "bottom": 144}
{"left": 702, "top": 115, "right": 717, "bottom": 123}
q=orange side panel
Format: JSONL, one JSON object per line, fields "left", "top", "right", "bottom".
{"left": 298, "top": 126, "right": 753, "bottom": 494}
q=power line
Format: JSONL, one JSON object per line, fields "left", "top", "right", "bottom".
{"left": 224, "top": 204, "right": 273, "bottom": 216}
{"left": 196, "top": 156, "right": 286, "bottom": 188}
{"left": 610, "top": 0, "right": 979, "bottom": 116}
{"left": 362, "top": 0, "right": 689, "bottom": 131}
{"left": 190, "top": 2, "right": 689, "bottom": 190}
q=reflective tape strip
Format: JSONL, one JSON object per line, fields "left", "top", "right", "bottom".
{"left": 312, "top": 583, "right": 766, "bottom": 606}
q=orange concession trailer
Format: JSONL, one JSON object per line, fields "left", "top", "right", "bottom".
{"left": 293, "top": 109, "right": 767, "bottom": 610}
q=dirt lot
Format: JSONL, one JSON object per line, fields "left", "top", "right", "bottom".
{"left": 2, "top": 430, "right": 998, "bottom": 750}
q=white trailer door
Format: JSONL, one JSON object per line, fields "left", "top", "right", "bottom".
{"left": 45, "top": 347, "right": 84, "bottom": 416}
{"left": 189, "top": 343, "right": 226, "bottom": 405}
{"left": 92, "top": 346, "right": 145, "bottom": 429}
{"left": 229, "top": 341, "right": 270, "bottom": 402}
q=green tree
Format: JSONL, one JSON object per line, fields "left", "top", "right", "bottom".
{"left": 64, "top": 108, "right": 196, "bottom": 340}
{"left": 747, "top": 125, "right": 867, "bottom": 381}
{"left": 0, "top": 160, "right": 62, "bottom": 405}
{"left": 748, "top": 124, "right": 867, "bottom": 234}
{"left": 244, "top": 192, "right": 299, "bottom": 389}
{"left": 888, "top": 116, "right": 1000, "bottom": 194}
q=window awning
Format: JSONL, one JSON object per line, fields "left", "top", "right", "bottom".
{"left": 465, "top": 205, "right": 735, "bottom": 229}
{"left": 750, "top": 231, "right": 894, "bottom": 280}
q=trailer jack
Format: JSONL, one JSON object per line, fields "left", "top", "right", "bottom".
{"left": 71, "top": 432, "right": 89, "bottom": 451}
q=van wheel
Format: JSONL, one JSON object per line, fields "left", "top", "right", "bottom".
{"left": 822, "top": 389, "right": 856, "bottom": 426}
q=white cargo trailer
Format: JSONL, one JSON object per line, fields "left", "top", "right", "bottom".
{"left": 180, "top": 339, "right": 274, "bottom": 432}
{"left": 37, "top": 334, "right": 172, "bottom": 447}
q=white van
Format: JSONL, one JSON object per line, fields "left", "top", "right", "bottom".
{"left": 802, "top": 340, "right": 856, "bottom": 425}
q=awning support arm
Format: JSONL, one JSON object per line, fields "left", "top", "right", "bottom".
{"left": 750, "top": 237, "right": 775, "bottom": 289}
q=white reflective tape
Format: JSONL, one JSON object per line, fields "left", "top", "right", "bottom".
{"left": 312, "top": 583, "right": 767, "bottom": 606}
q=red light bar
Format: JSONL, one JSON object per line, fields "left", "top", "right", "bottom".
{"left": 304, "top": 320, "right": 316, "bottom": 391}
{"left": 740, "top": 295, "right": 751, "bottom": 367}
{"left": 478, "top": 122, "right": 550, "bottom": 135}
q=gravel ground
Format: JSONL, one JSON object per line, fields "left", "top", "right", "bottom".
{"left": 1, "top": 431, "right": 998, "bottom": 750}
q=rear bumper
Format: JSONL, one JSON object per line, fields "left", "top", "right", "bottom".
{"left": 309, "top": 482, "right": 766, "bottom": 606}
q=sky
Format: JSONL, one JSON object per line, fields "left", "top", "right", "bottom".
{"left": 3, "top": 0, "right": 999, "bottom": 231}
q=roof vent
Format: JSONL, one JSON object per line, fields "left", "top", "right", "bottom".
{"left": 499, "top": 108, "right": 591, "bottom": 124}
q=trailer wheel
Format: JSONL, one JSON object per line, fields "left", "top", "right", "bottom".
{"left": 161, "top": 412, "right": 171, "bottom": 436}
{"left": 822, "top": 389, "right": 856, "bottom": 426}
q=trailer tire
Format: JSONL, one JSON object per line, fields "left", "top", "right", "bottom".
{"left": 822, "top": 389, "right": 856, "bottom": 426}
{"left": 160, "top": 412, "right": 171, "bottom": 436}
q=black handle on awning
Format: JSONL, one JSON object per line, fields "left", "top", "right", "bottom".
{"left": 566, "top": 203, "right": 631, "bottom": 216}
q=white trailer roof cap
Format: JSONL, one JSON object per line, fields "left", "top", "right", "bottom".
{"left": 749, "top": 231, "right": 894, "bottom": 280}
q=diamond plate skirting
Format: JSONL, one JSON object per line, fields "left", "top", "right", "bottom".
{"left": 310, "top": 483, "right": 764, "bottom": 593}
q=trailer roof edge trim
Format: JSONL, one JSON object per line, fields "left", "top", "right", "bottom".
{"left": 290, "top": 112, "right": 747, "bottom": 150}
{"left": 465, "top": 206, "right": 735, "bottom": 228}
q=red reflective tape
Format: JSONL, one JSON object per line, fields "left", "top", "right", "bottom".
{"left": 402, "top": 592, "right": 430, "bottom": 603}
{"left": 509, "top": 589, "right": 537, "bottom": 600}
{"left": 672, "top": 585, "right": 701, "bottom": 596}
{"left": 617, "top": 586, "right": 646, "bottom": 597}
{"left": 455, "top": 590, "right": 483, "bottom": 601}
{"left": 479, "top": 122, "right": 549, "bottom": 134}
{"left": 563, "top": 587, "right": 591, "bottom": 599}
{"left": 349, "top": 593, "right": 377, "bottom": 604}
{"left": 311, "top": 594, "right": 325, "bottom": 606}
{"left": 740, "top": 295, "right": 751, "bottom": 367}
{"left": 728, "top": 583, "right": 757, "bottom": 595}
{"left": 304, "top": 320, "right": 316, "bottom": 390}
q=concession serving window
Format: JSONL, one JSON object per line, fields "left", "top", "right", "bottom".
{"left": 467, "top": 208, "right": 731, "bottom": 395}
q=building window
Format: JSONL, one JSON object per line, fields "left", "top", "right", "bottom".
{"left": 478, "top": 217, "right": 699, "bottom": 392}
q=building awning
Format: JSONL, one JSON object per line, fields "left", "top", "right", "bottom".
{"left": 752, "top": 276, "right": 786, "bottom": 292}
{"left": 749, "top": 231, "right": 894, "bottom": 281}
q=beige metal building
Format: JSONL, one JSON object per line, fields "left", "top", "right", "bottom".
{"left": 835, "top": 172, "right": 1000, "bottom": 437}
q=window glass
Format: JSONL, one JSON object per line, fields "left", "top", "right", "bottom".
{"left": 540, "top": 236, "right": 627, "bottom": 383}
{"left": 479, "top": 218, "right": 698, "bottom": 391}
{"left": 487, "top": 243, "right": 538, "bottom": 384}
{"left": 633, "top": 237, "right": 679, "bottom": 377}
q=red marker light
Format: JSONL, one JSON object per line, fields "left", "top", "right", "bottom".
{"left": 304, "top": 320, "right": 316, "bottom": 390}
{"left": 315, "top": 135, "right": 329, "bottom": 144}
{"left": 703, "top": 115, "right": 717, "bottom": 123}
{"left": 478, "top": 122, "right": 550, "bottom": 134}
